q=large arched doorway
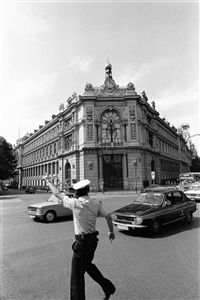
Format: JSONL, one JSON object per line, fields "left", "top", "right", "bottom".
{"left": 100, "top": 109, "right": 123, "bottom": 190}
{"left": 103, "top": 154, "right": 123, "bottom": 190}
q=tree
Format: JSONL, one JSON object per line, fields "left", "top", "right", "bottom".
{"left": 190, "top": 155, "right": 200, "bottom": 172}
{"left": 0, "top": 137, "right": 18, "bottom": 180}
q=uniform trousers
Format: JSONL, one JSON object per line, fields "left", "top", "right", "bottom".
{"left": 70, "top": 231, "right": 113, "bottom": 300}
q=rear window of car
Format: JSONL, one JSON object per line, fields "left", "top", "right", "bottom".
{"left": 168, "top": 191, "right": 184, "bottom": 204}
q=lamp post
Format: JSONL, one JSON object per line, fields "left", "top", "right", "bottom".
{"left": 98, "top": 132, "right": 106, "bottom": 194}
{"left": 133, "top": 156, "right": 140, "bottom": 193}
{"left": 186, "top": 134, "right": 200, "bottom": 143}
{"left": 101, "top": 141, "right": 104, "bottom": 194}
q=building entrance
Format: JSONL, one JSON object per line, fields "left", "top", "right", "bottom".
{"left": 103, "top": 154, "right": 123, "bottom": 190}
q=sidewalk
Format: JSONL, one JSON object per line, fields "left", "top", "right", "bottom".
{"left": 0, "top": 188, "right": 47, "bottom": 196}
{"left": 90, "top": 190, "right": 136, "bottom": 196}
{"left": 0, "top": 188, "right": 137, "bottom": 197}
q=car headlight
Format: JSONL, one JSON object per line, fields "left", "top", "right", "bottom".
{"left": 134, "top": 217, "right": 143, "bottom": 225}
{"left": 36, "top": 208, "right": 41, "bottom": 213}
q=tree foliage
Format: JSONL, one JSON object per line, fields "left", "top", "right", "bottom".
{"left": 0, "top": 137, "right": 18, "bottom": 180}
{"left": 190, "top": 155, "right": 200, "bottom": 172}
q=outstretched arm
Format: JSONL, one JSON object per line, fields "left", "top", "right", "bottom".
{"left": 43, "top": 174, "right": 67, "bottom": 202}
{"left": 105, "top": 214, "right": 115, "bottom": 242}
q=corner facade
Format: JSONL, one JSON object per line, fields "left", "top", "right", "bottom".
{"left": 15, "top": 63, "right": 192, "bottom": 191}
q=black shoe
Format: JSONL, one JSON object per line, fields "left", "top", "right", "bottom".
{"left": 103, "top": 284, "right": 116, "bottom": 300}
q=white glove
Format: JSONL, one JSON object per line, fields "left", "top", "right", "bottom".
{"left": 42, "top": 173, "right": 51, "bottom": 182}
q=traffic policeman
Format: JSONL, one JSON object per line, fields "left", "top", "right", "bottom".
{"left": 43, "top": 175, "right": 116, "bottom": 300}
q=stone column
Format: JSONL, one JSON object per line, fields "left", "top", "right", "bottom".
{"left": 18, "top": 168, "right": 22, "bottom": 189}
{"left": 123, "top": 154, "right": 129, "bottom": 190}
{"left": 123, "top": 154, "right": 127, "bottom": 178}
{"left": 99, "top": 154, "right": 103, "bottom": 179}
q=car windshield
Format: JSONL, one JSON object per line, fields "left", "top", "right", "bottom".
{"left": 134, "top": 193, "right": 163, "bottom": 205}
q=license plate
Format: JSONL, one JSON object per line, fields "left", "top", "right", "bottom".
{"left": 117, "top": 225, "right": 129, "bottom": 230}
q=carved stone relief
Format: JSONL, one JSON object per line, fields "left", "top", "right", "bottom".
{"left": 130, "top": 124, "right": 137, "bottom": 140}
{"left": 86, "top": 107, "right": 93, "bottom": 141}
{"left": 129, "top": 106, "right": 136, "bottom": 122}
{"left": 129, "top": 106, "right": 137, "bottom": 140}
{"left": 87, "top": 124, "right": 93, "bottom": 141}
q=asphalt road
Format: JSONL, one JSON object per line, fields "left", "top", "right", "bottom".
{"left": 1, "top": 191, "right": 200, "bottom": 300}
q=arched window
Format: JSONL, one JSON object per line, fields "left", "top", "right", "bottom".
{"left": 101, "top": 110, "right": 121, "bottom": 145}
{"left": 65, "top": 162, "right": 71, "bottom": 182}
{"left": 54, "top": 143, "right": 57, "bottom": 154}
{"left": 65, "top": 135, "right": 72, "bottom": 150}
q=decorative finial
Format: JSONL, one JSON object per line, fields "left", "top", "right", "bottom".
{"left": 105, "top": 60, "right": 112, "bottom": 78}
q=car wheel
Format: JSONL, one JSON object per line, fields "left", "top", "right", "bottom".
{"left": 44, "top": 211, "right": 56, "bottom": 223}
{"left": 185, "top": 211, "right": 193, "bottom": 224}
{"left": 150, "top": 220, "right": 162, "bottom": 235}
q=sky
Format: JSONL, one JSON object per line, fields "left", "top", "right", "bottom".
{"left": 1, "top": 0, "right": 199, "bottom": 154}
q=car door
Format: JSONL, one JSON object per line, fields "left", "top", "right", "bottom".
{"left": 47, "top": 195, "right": 71, "bottom": 217}
{"left": 160, "top": 192, "right": 178, "bottom": 225}
{"left": 171, "top": 191, "right": 187, "bottom": 221}
{"left": 58, "top": 202, "right": 72, "bottom": 217}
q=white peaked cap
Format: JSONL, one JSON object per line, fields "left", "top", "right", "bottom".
{"left": 73, "top": 179, "right": 90, "bottom": 190}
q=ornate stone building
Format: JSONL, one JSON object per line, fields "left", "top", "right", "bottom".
{"left": 15, "top": 62, "right": 192, "bottom": 191}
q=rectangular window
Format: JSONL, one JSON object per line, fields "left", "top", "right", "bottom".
{"left": 172, "top": 191, "right": 184, "bottom": 204}
{"left": 65, "top": 135, "right": 72, "bottom": 150}
{"left": 148, "top": 132, "right": 153, "bottom": 147}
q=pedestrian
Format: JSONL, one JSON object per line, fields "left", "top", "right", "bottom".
{"left": 43, "top": 174, "right": 116, "bottom": 300}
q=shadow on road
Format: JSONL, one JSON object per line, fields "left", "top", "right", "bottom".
{"left": 33, "top": 215, "right": 73, "bottom": 224}
{"left": 118, "top": 216, "right": 200, "bottom": 239}
{"left": 0, "top": 196, "right": 22, "bottom": 200}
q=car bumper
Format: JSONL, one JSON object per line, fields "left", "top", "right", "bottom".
{"left": 27, "top": 211, "right": 43, "bottom": 218}
{"left": 113, "top": 221, "right": 147, "bottom": 230}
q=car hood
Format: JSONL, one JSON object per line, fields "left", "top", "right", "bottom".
{"left": 112, "top": 202, "right": 159, "bottom": 216}
{"left": 185, "top": 190, "right": 200, "bottom": 194}
{"left": 28, "top": 201, "right": 60, "bottom": 208}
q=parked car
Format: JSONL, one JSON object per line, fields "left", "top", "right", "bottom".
{"left": 25, "top": 186, "right": 35, "bottom": 194}
{"left": 1, "top": 185, "right": 8, "bottom": 191}
{"left": 184, "top": 183, "right": 200, "bottom": 201}
{"left": 112, "top": 186, "right": 197, "bottom": 235}
{"left": 176, "top": 181, "right": 191, "bottom": 191}
{"left": 27, "top": 193, "right": 73, "bottom": 222}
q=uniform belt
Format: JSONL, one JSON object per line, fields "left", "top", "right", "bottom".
{"left": 75, "top": 231, "right": 99, "bottom": 240}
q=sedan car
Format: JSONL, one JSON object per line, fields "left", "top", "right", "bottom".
{"left": 1, "top": 185, "right": 8, "bottom": 191}
{"left": 25, "top": 186, "right": 35, "bottom": 194}
{"left": 184, "top": 184, "right": 200, "bottom": 201}
{"left": 27, "top": 193, "right": 72, "bottom": 222}
{"left": 112, "top": 187, "right": 197, "bottom": 235}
